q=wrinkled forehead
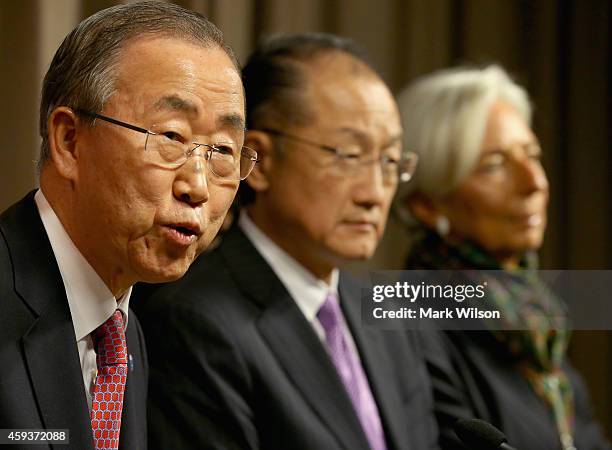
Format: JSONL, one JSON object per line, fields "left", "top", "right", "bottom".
{"left": 116, "top": 32, "right": 239, "bottom": 69}
{"left": 109, "top": 37, "right": 244, "bottom": 125}
{"left": 150, "top": 94, "right": 246, "bottom": 135}
{"left": 113, "top": 36, "right": 241, "bottom": 89}
{"left": 305, "top": 67, "right": 401, "bottom": 138}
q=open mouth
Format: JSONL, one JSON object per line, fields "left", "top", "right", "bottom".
{"left": 164, "top": 223, "right": 201, "bottom": 246}
{"left": 172, "top": 226, "right": 197, "bottom": 237}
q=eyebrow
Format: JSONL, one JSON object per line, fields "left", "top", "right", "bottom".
{"left": 336, "top": 127, "right": 402, "bottom": 148}
{"left": 483, "top": 141, "right": 542, "bottom": 153}
{"left": 153, "top": 95, "right": 198, "bottom": 115}
{"left": 218, "top": 113, "right": 246, "bottom": 133}
{"left": 153, "top": 95, "right": 246, "bottom": 134}
{"left": 336, "top": 127, "right": 367, "bottom": 141}
{"left": 382, "top": 134, "right": 403, "bottom": 148}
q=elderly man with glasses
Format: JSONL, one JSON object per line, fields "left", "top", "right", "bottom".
{"left": 136, "top": 32, "right": 438, "bottom": 450}
{"left": 0, "top": 2, "right": 251, "bottom": 449}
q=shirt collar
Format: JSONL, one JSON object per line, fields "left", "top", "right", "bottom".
{"left": 35, "top": 190, "right": 130, "bottom": 341}
{"left": 239, "top": 211, "right": 339, "bottom": 322}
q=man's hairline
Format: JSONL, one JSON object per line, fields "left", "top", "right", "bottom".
{"left": 264, "top": 56, "right": 398, "bottom": 139}
{"left": 39, "top": 35, "right": 242, "bottom": 173}
{"left": 99, "top": 32, "right": 241, "bottom": 111}
{"left": 96, "top": 35, "right": 244, "bottom": 127}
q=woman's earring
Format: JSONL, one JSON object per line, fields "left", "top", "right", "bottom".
{"left": 435, "top": 215, "right": 450, "bottom": 237}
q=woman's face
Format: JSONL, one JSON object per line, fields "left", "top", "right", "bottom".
{"left": 441, "top": 101, "right": 549, "bottom": 265}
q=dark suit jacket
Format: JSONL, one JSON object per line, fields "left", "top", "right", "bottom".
{"left": 0, "top": 192, "right": 148, "bottom": 450}
{"left": 134, "top": 225, "right": 439, "bottom": 450}
{"left": 422, "top": 329, "right": 611, "bottom": 450}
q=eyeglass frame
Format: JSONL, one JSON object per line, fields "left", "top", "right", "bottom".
{"left": 74, "top": 109, "right": 258, "bottom": 181}
{"left": 258, "top": 127, "right": 418, "bottom": 183}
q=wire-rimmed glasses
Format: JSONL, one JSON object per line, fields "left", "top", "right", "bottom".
{"left": 76, "top": 110, "right": 258, "bottom": 181}
{"left": 260, "top": 128, "right": 418, "bottom": 183}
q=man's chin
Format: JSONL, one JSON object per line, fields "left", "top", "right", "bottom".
{"left": 136, "top": 258, "right": 194, "bottom": 284}
{"left": 334, "top": 244, "right": 377, "bottom": 263}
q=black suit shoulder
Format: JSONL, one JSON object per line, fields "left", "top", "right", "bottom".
{"left": 0, "top": 193, "right": 148, "bottom": 449}
{"left": 136, "top": 228, "right": 439, "bottom": 450}
{"left": 0, "top": 219, "right": 13, "bottom": 290}
{"left": 134, "top": 246, "right": 258, "bottom": 450}
{"left": 137, "top": 244, "right": 262, "bottom": 343}
{"left": 421, "top": 329, "right": 611, "bottom": 450}
{"left": 0, "top": 213, "right": 31, "bottom": 332}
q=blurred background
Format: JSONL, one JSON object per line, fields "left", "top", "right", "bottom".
{"left": 1, "top": 0, "right": 610, "bottom": 434}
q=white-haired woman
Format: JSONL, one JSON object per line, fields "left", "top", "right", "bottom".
{"left": 397, "top": 65, "right": 610, "bottom": 450}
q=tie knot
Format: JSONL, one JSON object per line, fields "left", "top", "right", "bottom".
{"left": 317, "top": 292, "right": 342, "bottom": 333}
{"left": 93, "top": 310, "right": 127, "bottom": 366}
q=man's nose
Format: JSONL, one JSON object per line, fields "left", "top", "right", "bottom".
{"left": 353, "top": 159, "right": 388, "bottom": 208}
{"left": 173, "top": 156, "right": 210, "bottom": 206}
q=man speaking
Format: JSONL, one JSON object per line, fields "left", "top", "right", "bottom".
{"left": 137, "top": 33, "right": 437, "bottom": 450}
{"left": 0, "top": 2, "right": 252, "bottom": 449}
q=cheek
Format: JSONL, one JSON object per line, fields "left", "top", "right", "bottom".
{"left": 306, "top": 186, "right": 348, "bottom": 235}
{"left": 287, "top": 198, "right": 337, "bottom": 243}
{"left": 124, "top": 172, "right": 174, "bottom": 219}
{"left": 378, "top": 188, "right": 396, "bottom": 228}
{"left": 94, "top": 169, "right": 175, "bottom": 237}
{"left": 447, "top": 187, "right": 507, "bottom": 237}
{"left": 79, "top": 157, "right": 130, "bottom": 219}
{"left": 198, "top": 184, "right": 239, "bottom": 238}
{"left": 210, "top": 182, "right": 239, "bottom": 211}
{"left": 272, "top": 169, "right": 341, "bottom": 235}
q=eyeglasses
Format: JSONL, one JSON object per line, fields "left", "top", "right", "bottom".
{"left": 260, "top": 128, "right": 418, "bottom": 183}
{"left": 76, "top": 110, "right": 258, "bottom": 181}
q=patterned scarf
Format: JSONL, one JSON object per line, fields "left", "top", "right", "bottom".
{"left": 406, "top": 231, "right": 576, "bottom": 450}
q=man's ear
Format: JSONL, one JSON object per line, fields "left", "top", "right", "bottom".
{"left": 243, "top": 130, "right": 276, "bottom": 193}
{"left": 405, "top": 191, "right": 445, "bottom": 229}
{"left": 47, "top": 107, "right": 82, "bottom": 181}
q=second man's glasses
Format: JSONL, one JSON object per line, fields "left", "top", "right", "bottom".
{"left": 260, "top": 128, "right": 418, "bottom": 183}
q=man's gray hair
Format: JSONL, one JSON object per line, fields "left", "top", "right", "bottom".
{"left": 38, "top": 0, "right": 238, "bottom": 172}
{"left": 394, "top": 64, "right": 532, "bottom": 223}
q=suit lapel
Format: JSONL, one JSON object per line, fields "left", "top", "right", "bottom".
{"left": 22, "top": 307, "right": 93, "bottom": 450}
{"left": 219, "top": 226, "right": 371, "bottom": 450}
{"left": 340, "top": 275, "right": 410, "bottom": 450}
{"left": 3, "top": 192, "right": 93, "bottom": 449}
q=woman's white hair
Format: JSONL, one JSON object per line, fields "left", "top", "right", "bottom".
{"left": 395, "top": 64, "right": 532, "bottom": 222}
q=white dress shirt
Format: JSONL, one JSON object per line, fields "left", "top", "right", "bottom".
{"left": 35, "top": 190, "right": 131, "bottom": 409}
{"left": 239, "top": 212, "right": 360, "bottom": 356}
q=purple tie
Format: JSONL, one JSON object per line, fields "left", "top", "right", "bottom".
{"left": 317, "top": 292, "right": 387, "bottom": 450}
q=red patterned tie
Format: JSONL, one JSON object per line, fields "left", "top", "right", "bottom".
{"left": 90, "top": 310, "right": 128, "bottom": 450}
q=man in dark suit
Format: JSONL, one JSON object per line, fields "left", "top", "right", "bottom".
{"left": 0, "top": 2, "right": 250, "bottom": 449}
{"left": 136, "top": 33, "right": 437, "bottom": 449}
